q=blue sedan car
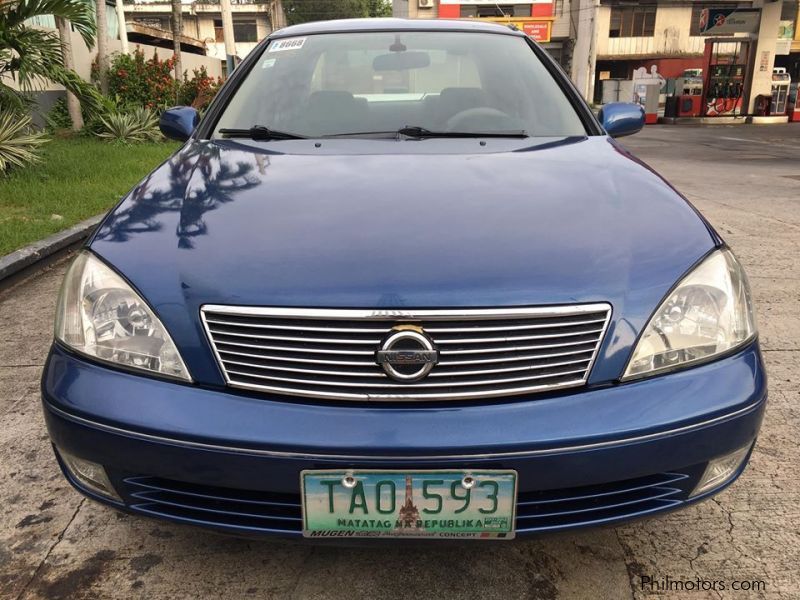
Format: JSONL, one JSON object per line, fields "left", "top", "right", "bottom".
{"left": 42, "top": 19, "right": 765, "bottom": 540}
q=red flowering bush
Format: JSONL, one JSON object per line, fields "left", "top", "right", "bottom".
{"left": 105, "top": 49, "right": 223, "bottom": 113}
{"left": 178, "top": 66, "right": 224, "bottom": 111}
{"left": 107, "top": 48, "right": 179, "bottom": 110}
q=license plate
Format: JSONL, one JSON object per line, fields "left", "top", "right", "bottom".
{"left": 301, "top": 470, "right": 517, "bottom": 540}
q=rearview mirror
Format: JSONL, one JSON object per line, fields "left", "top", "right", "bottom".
{"left": 159, "top": 106, "right": 200, "bottom": 142}
{"left": 373, "top": 51, "right": 431, "bottom": 72}
{"left": 598, "top": 102, "right": 645, "bottom": 138}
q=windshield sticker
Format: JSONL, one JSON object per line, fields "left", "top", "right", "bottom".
{"left": 262, "top": 58, "right": 276, "bottom": 69}
{"left": 269, "top": 38, "right": 306, "bottom": 52}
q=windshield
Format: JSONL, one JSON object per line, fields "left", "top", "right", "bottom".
{"left": 213, "top": 31, "right": 587, "bottom": 139}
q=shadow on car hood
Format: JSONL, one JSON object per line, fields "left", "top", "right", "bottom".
{"left": 90, "top": 137, "right": 717, "bottom": 386}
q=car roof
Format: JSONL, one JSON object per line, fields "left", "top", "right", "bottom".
{"left": 270, "top": 17, "right": 525, "bottom": 39}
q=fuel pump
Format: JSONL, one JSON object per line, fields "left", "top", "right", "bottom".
{"left": 702, "top": 39, "right": 750, "bottom": 117}
{"left": 770, "top": 68, "right": 792, "bottom": 115}
{"left": 789, "top": 82, "right": 800, "bottom": 122}
{"left": 676, "top": 69, "right": 703, "bottom": 117}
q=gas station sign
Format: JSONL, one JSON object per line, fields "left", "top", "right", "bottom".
{"left": 698, "top": 8, "right": 760, "bottom": 36}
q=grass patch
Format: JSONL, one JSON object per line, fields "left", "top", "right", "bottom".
{"left": 0, "top": 136, "right": 179, "bottom": 256}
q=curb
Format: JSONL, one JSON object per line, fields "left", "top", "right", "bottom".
{"left": 660, "top": 116, "right": 747, "bottom": 125}
{"left": 748, "top": 115, "right": 790, "bottom": 125}
{"left": 0, "top": 215, "right": 103, "bottom": 283}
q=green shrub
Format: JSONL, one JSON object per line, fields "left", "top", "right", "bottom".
{"left": 44, "top": 98, "right": 74, "bottom": 131}
{"left": 45, "top": 92, "right": 119, "bottom": 135}
{"left": 0, "top": 111, "right": 49, "bottom": 174}
{"left": 95, "top": 107, "right": 161, "bottom": 144}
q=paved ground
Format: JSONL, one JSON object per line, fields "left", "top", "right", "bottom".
{"left": 1, "top": 124, "right": 799, "bottom": 600}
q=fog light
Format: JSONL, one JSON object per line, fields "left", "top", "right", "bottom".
{"left": 57, "top": 448, "right": 122, "bottom": 501}
{"left": 690, "top": 443, "right": 753, "bottom": 498}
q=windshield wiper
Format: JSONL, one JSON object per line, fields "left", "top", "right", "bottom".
{"left": 397, "top": 126, "right": 528, "bottom": 139}
{"left": 322, "top": 127, "right": 530, "bottom": 139}
{"left": 218, "top": 126, "right": 307, "bottom": 141}
{"left": 218, "top": 125, "right": 528, "bottom": 141}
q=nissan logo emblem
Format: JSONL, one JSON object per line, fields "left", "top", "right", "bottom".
{"left": 375, "top": 327, "right": 439, "bottom": 382}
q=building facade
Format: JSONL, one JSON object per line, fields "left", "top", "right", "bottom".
{"left": 392, "top": 0, "right": 575, "bottom": 69}
{"left": 395, "top": 0, "right": 800, "bottom": 111}
{"left": 124, "top": 0, "right": 284, "bottom": 61}
{"left": 593, "top": 0, "right": 800, "bottom": 101}
{"left": 775, "top": 0, "right": 800, "bottom": 81}
{"left": 595, "top": 1, "right": 724, "bottom": 81}
{"left": 17, "top": 15, "right": 224, "bottom": 125}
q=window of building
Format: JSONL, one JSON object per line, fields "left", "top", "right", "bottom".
{"left": 233, "top": 19, "right": 258, "bottom": 43}
{"left": 609, "top": 5, "right": 656, "bottom": 38}
{"left": 460, "top": 4, "right": 530, "bottom": 18}
{"left": 543, "top": 44, "right": 563, "bottom": 65}
{"left": 26, "top": 14, "right": 56, "bottom": 28}
{"left": 781, "top": 0, "right": 797, "bottom": 21}
{"left": 214, "top": 19, "right": 257, "bottom": 44}
{"left": 106, "top": 4, "right": 119, "bottom": 39}
{"left": 554, "top": 0, "right": 564, "bottom": 17}
{"left": 214, "top": 19, "right": 256, "bottom": 43}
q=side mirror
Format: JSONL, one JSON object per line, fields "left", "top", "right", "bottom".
{"left": 159, "top": 106, "right": 200, "bottom": 142}
{"left": 598, "top": 102, "right": 645, "bottom": 138}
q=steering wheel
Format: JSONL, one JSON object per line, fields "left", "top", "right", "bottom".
{"left": 446, "top": 107, "right": 521, "bottom": 132}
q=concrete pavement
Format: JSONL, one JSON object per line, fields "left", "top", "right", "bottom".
{"left": 1, "top": 124, "right": 798, "bottom": 599}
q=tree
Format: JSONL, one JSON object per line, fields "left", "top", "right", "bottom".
{"left": 95, "top": 0, "right": 108, "bottom": 93}
{"left": 0, "top": 0, "right": 98, "bottom": 111}
{"left": 170, "top": 0, "right": 182, "bottom": 83}
{"left": 282, "top": 0, "right": 392, "bottom": 25}
{"left": 55, "top": 16, "right": 83, "bottom": 130}
{"left": 365, "top": 0, "right": 391, "bottom": 18}
{"left": 282, "top": 0, "right": 367, "bottom": 26}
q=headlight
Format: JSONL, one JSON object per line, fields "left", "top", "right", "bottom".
{"left": 623, "top": 249, "right": 756, "bottom": 380}
{"left": 55, "top": 251, "right": 191, "bottom": 381}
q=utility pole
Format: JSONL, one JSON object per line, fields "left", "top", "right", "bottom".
{"left": 116, "top": 0, "right": 129, "bottom": 54}
{"left": 272, "top": 0, "right": 286, "bottom": 29}
{"left": 220, "top": 0, "right": 236, "bottom": 74}
{"left": 571, "top": 0, "right": 599, "bottom": 103}
{"left": 586, "top": 0, "right": 598, "bottom": 104}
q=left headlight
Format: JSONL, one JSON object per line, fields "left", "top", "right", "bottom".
{"left": 622, "top": 248, "right": 756, "bottom": 380}
{"left": 55, "top": 251, "right": 191, "bottom": 381}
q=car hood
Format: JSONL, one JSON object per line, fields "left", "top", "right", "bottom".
{"left": 90, "top": 137, "right": 717, "bottom": 385}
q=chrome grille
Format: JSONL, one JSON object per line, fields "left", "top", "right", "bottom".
{"left": 201, "top": 304, "right": 612, "bottom": 401}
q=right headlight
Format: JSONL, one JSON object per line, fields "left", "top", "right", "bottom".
{"left": 55, "top": 251, "right": 191, "bottom": 381}
{"left": 622, "top": 248, "right": 756, "bottom": 380}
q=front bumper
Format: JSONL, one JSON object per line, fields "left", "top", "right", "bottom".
{"left": 42, "top": 342, "right": 766, "bottom": 538}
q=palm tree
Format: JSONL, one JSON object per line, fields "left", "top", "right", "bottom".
{"left": 94, "top": 0, "right": 108, "bottom": 93}
{"left": 0, "top": 0, "right": 97, "bottom": 110}
{"left": 55, "top": 16, "right": 83, "bottom": 130}
{"left": 170, "top": 0, "right": 182, "bottom": 84}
